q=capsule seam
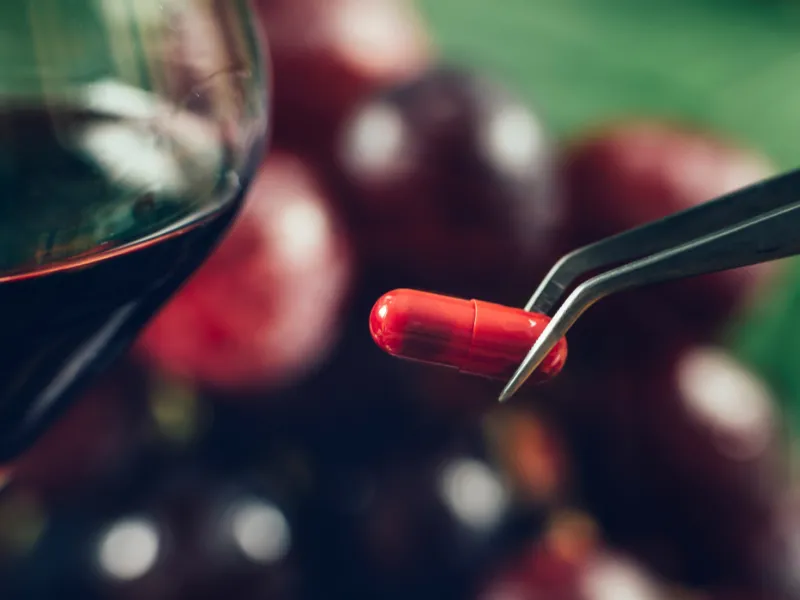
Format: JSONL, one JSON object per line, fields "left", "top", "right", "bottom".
{"left": 460, "top": 299, "right": 480, "bottom": 373}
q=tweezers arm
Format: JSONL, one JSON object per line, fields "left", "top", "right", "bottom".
{"left": 504, "top": 171, "right": 800, "bottom": 404}
{"left": 526, "top": 167, "right": 800, "bottom": 314}
{"left": 502, "top": 198, "right": 800, "bottom": 404}
{"left": 591, "top": 199, "right": 800, "bottom": 300}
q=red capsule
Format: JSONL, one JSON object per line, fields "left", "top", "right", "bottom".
{"left": 369, "top": 289, "right": 567, "bottom": 382}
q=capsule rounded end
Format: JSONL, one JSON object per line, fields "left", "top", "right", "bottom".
{"left": 369, "top": 289, "right": 409, "bottom": 356}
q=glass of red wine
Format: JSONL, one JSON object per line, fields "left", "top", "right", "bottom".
{"left": 0, "top": 0, "right": 269, "bottom": 460}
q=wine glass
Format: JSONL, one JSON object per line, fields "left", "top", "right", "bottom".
{"left": 0, "top": 0, "right": 269, "bottom": 459}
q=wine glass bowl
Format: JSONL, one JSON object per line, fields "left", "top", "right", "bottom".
{"left": 0, "top": 0, "right": 268, "bottom": 459}
{"left": 0, "top": 0, "right": 268, "bottom": 275}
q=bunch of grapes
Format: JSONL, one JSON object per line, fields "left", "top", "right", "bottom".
{"left": 0, "top": 2, "right": 796, "bottom": 600}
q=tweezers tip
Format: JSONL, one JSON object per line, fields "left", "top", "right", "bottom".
{"left": 497, "top": 381, "right": 519, "bottom": 404}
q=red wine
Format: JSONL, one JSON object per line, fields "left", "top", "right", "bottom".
{"left": 0, "top": 98, "right": 264, "bottom": 460}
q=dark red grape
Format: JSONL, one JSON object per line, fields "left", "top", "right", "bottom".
{"left": 361, "top": 450, "right": 513, "bottom": 578}
{"left": 301, "top": 421, "right": 529, "bottom": 600}
{"left": 174, "top": 480, "right": 300, "bottom": 600}
{"left": 562, "top": 121, "right": 775, "bottom": 237}
{"left": 10, "top": 363, "right": 147, "bottom": 502}
{"left": 558, "top": 342, "right": 784, "bottom": 588}
{"left": 476, "top": 520, "right": 667, "bottom": 600}
{"left": 135, "top": 152, "right": 354, "bottom": 394}
{"left": 560, "top": 120, "right": 778, "bottom": 332}
{"left": 751, "top": 487, "right": 800, "bottom": 598}
{"left": 14, "top": 460, "right": 303, "bottom": 600}
{"left": 336, "top": 65, "right": 560, "bottom": 298}
{"left": 255, "top": 0, "right": 432, "bottom": 152}
{"left": 644, "top": 346, "right": 784, "bottom": 584}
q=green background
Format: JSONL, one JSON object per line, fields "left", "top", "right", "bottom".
{"left": 418, "top": 0, "right": 800, "bottom": 430}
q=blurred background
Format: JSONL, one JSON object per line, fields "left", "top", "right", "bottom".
{"left": 3, "top": 0, "right": 800, "bottom": 598}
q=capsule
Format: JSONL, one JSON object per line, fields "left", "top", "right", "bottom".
{"left": 369, "top": 289, "right": 567, "bottom": 382}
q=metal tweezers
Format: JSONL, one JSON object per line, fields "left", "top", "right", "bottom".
{"left": 498, "top": 167, "right": 800, "bottom": 403}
